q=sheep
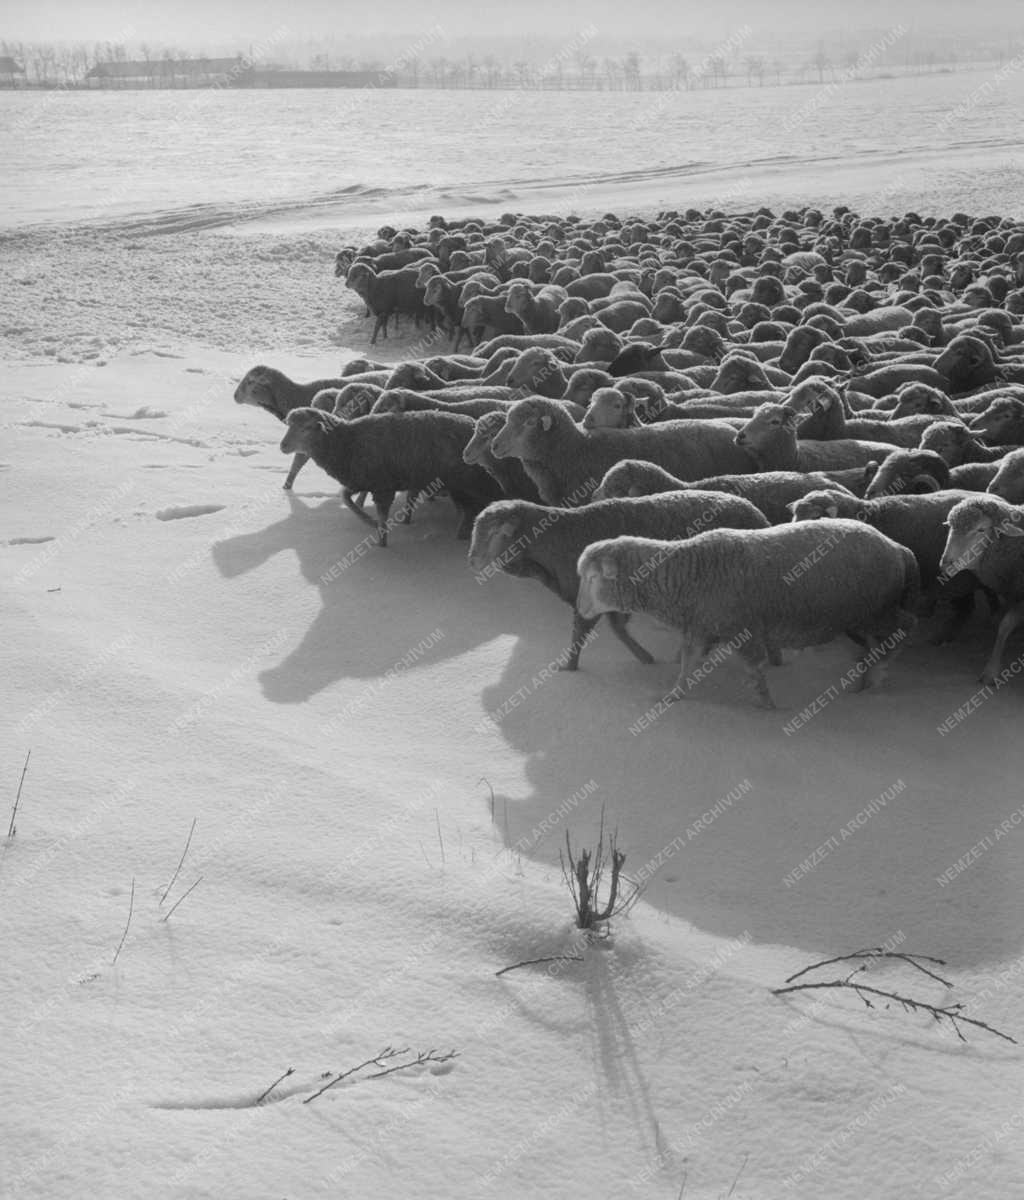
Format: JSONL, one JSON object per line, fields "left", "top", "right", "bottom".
{"left": 889, "top": 383, "right": 959, "bottom": 418}
{"left": 935, "top": 334, "right": 1024, "bottom": 393}
{"left": 234, "top": 364, "right": 352, "bottom": 489}
{"left": 987, "top": 448, "right": 1024, "bottom": 503}
{"left": 462, "top": 412, "right": 543, "bottom": 502}
{"left": 593, "top": 459, "right": 856, "bottom": 524}
{"left": 345, "top": 264, "right": 431, "bottom": 344}
{"left": 467, "top": 491, "right": 768, "bottom": 670}
{"left": 582, "top": 389, "right": 641, "bottom": 429}
{"left": 789, "top": 487, "right": 984, "bottom": 641}
{"left": 575, "top": 521, "right": 919, "bottom": 707}
{"left": 504, "top": 282, "right": 567, "bottom": 334}
{"left": 796, "top": 385, "right": 942, "bottom": 447}
{"left": 475, "top": 332, "right": 579, "bottom": 359}
{"left": 490, "top": 396, "right": 757, "bottom": 506}
{"left": 846, "top": 363, "right": 950, "bottom": 398}
{"left": 459, "top": 296, "right": 525, "bottom": 350}
{"left": 968, "top": 396, "right": 1024, "bottom": 445}
{"left": 279, "top": 407, "right": 501, "bottom": 546}
{"left": 940, "top": 496, "right": 1024, "bottom": 683}
{"left": 919, "top": 421, "right": 1007, "bottom": 465}
{"left": 735, "top": 403, "right": 899, "bottom": 472}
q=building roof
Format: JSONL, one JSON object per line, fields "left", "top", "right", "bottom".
{"left": 86, "top": 57, "right": 246, "bottom": 79}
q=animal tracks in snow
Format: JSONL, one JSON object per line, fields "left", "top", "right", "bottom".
{"left": 155, "top": 504, "right": 227, "bottom": 521}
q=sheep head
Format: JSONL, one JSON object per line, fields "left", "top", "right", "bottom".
{"left": 940, "top": 497, "right": 1024, "bottom": 577}
{"left": 735, "top": 403, "right": 798, "bottom": 449}
{"left": 987, "top": 449, "right": 1024, "bottom": 504}
{"left": 582, "top": 389, "right": 637, "bottom": 430}
{"left": 919, "top": 421, "right": 973, "bottom": 465}
{"left": 462, "top": 412, "right": 506, "bottom": 465}
{"left": 891, "top": 383, "right": 950, "bottom": 418}
{"left": 234, "top": 365, "right": 279, "bottom": 410}
{"left": 575, "top": 540, "right": 623, "bottom": 619}
{"left": 466, "top": 502, "right": 530, "bottom": 571}
{"left": 490, "top": 398, "right": 568, "bottom": 460}
{"left": 562, "top": 368, "right": 613, "bottom": 407}
{"left": 969, "top": 397, "right": 1024, "bottom": 443}
{"left": 280, "top": 407, "right": 336, "bottom": 455}
{"left": 934, "top": 334, "right": 996, "bottom": 389}
{"left": 713, "top": 356, "right": 770, "bottom": 395}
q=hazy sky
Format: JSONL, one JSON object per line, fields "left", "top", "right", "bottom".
{"left": 4, "top": 0, "right": 1021, "bottom": 46}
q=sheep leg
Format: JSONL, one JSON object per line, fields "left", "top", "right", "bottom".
{"left": 557, "top": 609, "right": 600, "bottom": 671}
{"left": 931, "top": 593, "right": 973, "bottom": 645}
{"left": 342, "top": 487, "right": 377, "bottom": 528}
{"left": 605, "top": 612, "right": 655, "bottom": 665}
{"left": 283, "top": 452, "right": 309, "bottom": 490}
{"left": 370, "top": 312, "right": 388, "bottom": 345}
{"left": 398, "top": 489, "right": 420, "bottom": 524}
{"left": 372, "top": 490, "right": 395, "bottom": 547}
{"left": 981, "top": 601, "right": 1024, "bottom": 686}
{"left": 666, "top": 635, "right": 707, "bottom": 701}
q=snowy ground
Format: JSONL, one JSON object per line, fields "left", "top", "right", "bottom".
{"left": 3, "top": 218, "right": 1024, "bottom": 1199}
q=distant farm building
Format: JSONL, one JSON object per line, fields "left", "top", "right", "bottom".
{"left": 83, "top": 57, "right": 400, "bottom": 89}
{"left": 85, "top": 57, "right": 252, "bottom": 87}
{"left": 0, "top": 56, "right": 26, "bottom": 87}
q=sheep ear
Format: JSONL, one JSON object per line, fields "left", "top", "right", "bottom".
{"left": 600, "top": 557, "right": 620, "bottom": 580}
{"left": 911, "top": 473, "right": 941, "bottom": 493}
{"left": 1000, "top": 516, "right": 1024, "bottom": 537}
{"left": 863, "top": 460, "right": 879, "bottom": 483}
{"left": 540, "top": 414, "right": 554, "bottom": 431}
{"left": 825, "top": 503, "right": 839, "bottom": 518}
{"left": 780, "top": 407, "right": 798, "bottom": 429}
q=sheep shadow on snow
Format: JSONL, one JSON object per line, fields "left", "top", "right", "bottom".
{"left": 210, "top": 490, "right": 523, "bottom": 702}
{"left": 473, "top": 605, "right": 1024, "bottom": 969}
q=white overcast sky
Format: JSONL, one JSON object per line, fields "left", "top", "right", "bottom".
{"left": 3, "top": 0, "right": 1022, "bottom": 45}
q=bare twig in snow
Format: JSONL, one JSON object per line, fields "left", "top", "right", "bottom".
{"left": 256, "top": 1067, "right": 294, "bottom": 1105}
{"left": 365, "top": 1048, "right": 458, "bottom": 1079}
{"left": 435, "top": 807, "right": 446, "bottom": 866}
{"left": 303, "top": 1047, "right": 407, "bottom": 1104}
{"left": 772, "top": 978, "right": 1016, "bottom": 1044}
{"left": 161, "top": 876, "right": 202, "bottom": 922}
{"left": 112, "top": 877, "right": 135, "bottom": 964}
{"left": 784, "top": 947, "right": 950, "bottom": 987}
{"left": 725, "top": 1152, "right": 749, "bottom": 1196}
{"left": 160, "top": 816, "right": 197, "bottom": 905}
{"left": 495, "top": 954, "right": 584, "bottom": 977}
{"left": 8, "top": 749, "right": 31, "bottom": 838}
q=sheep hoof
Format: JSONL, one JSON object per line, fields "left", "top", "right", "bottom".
{"left": 980, "top": 671, "right": 997, "bottom": 687}
{"left": 556, "top": 661, "right": 579, "bottom": 673}
{"left": 283, "top": 481, "right": 293, "bottom": 491}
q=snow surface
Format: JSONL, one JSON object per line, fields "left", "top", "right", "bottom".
{"left": 3, "top": 236, "right": 1024, "bottom": 1200}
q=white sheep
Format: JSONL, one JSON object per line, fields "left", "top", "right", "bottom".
{"left": 576, "top": 521, "right": 919, "bottom": 707}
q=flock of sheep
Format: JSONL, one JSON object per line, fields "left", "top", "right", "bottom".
{"left": 233, "top": 205, "right": 1024, "bottom": 708}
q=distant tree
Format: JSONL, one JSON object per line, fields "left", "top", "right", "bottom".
{"left": 811, "top": 44, "right": 830, "bottom": 84}
{"left": 622, "top": 50, "right": 641, "bottom": 90}
{"left": 482, "top": 54, "right": 500, "bottom": 88}
{"left": 670, "top": 53, "right": 690, "bottom": 90}
{"left": 709, "top": 55, "right": 727, "bottom": 87}
{"left": 744, "top": 54, "right": 766, "bottom": 86}
{"left": 572, "top": 46, "right": 595, "bottom": 89}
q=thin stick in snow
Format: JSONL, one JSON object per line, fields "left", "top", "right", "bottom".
{"left": 302, "top": 1047, "right": 406, "bottom": 1104}
{"left": 725, "top": 1152, "right": 749, "bottom": 1197}
{"left": 161, "top": 876, "right": 202, "bottom": 922}
{"left": 479, "top": 777, "right": 495, "bottom": 824}
{"left": 112, "top": 877, "right": 135, "bottom": 964}
{"left": 160, "top": 816, "right": 197, "bottom": 905}
{"left": 495, "top": 954, "right": 584, "bottom": 977}
{"left": 8, "top": 749, "right": 31, "bottom": 838}
{"left": 255, "top": 1067, "right": 294, "bottom": 1105}
{"left": 783, "top": 947, "right": 950, "bottom": 987}
{"left": 434, "top": 808, "right": 446, "bottom": 866}
{"left": 364, "top": 1048, "right": 458, "bottom": 1079}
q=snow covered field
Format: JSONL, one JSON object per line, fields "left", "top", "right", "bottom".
{"left": 4, "top": 74, "right": 1024, "bottom": 1200}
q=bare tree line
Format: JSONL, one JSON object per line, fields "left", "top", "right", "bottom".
{"left": 1, "top": 33, "right": 1020, "bottom": 91}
